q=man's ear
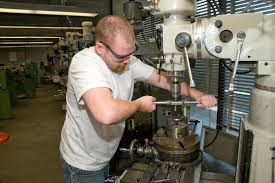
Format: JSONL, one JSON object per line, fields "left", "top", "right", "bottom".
{"left": 95, "top": 41, "right": 104, "bottom": 55}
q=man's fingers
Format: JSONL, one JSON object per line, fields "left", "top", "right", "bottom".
{"left": 196, "top": 95, "right": 217, "bottom": 108}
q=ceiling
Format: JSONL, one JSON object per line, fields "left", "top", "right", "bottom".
{"left": 0, "top": 0, "right": 112, "bottom": 46}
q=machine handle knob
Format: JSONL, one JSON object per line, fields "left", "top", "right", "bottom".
{"left": 119, "top": 148, "right": 129, "bottom": 152}
{"left": 175, "top": 32, "right": 192, "bottom": 49}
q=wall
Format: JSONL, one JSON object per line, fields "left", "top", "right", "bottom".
{"left": 0, "top": 47, "right": 51, "bottom": 67}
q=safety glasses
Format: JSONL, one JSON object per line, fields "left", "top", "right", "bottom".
{"left": 100, "top": 41, "right": 139, "bottom": 62}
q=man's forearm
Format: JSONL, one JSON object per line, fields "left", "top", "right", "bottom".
{"left": 106, "top": 99, "right": 140, "bottom": 124}
{"left": 180, "top": 82, "right": 204, "bottom": 100}
{"left": 83, "top": 88, "right": 141, "bottom": 125}
{"left": 101, "top": 96, "right": 155, "bottom": 124}
{"left": 146, "top": 69, "right": 205, "bottom": 100}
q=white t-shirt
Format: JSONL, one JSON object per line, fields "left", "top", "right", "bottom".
{"left": 60, "top": 47, "right": 154, "bottom": 171}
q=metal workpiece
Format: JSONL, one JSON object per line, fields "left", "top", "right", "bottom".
{"left": 170, "top": 75, "right": 181, "bottom": 100}
{"left": 167, "top": 71, "right": 182, "bottom": 100}
{"left": 166, "top": 123, "right": 188, "bottom": 138}
{"left": 170, "top": 82, "right": 181, "bottom": 100}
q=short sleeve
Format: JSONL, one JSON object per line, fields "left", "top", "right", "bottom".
{"left": 68, "top": 54, "right": 111, "bottom": 104}
{"left": 130, "top": 56, "right": 154, "bottom": 82}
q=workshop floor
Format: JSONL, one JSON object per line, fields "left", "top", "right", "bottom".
{"left": 0, "top": 85, "right": 65, "bottom": 183}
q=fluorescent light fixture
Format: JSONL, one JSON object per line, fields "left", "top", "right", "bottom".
{"left": 0, "top": 41, "right": 53, "bottom": 45}
{"left": 0, "top": 8, "right": 97, "bottom": 17}
{"left": 0, "top": 36, "right": 61, "bottom": 39}
{"left": 0, "top": 25, "right": 82, "bottom": 30}
{"left": 0, "top": 1, "right": 97, "bottom": 17}
{"left": 0, "top": 45, "right": 52, "bottom": 48}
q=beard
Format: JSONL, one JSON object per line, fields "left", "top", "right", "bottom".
{"left": 111, "top": 64, "right": 128, "bottom": 73}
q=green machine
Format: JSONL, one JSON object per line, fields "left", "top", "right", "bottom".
{"left": 6, "top": 69, "right": 17, "bottom": 106}
{"left": 23, "top": 62, "right": 37, "bottom": 99}
{"left": 0, "top": 69, "right": 13, "bottom": 119}
{"left": 15, "top": 62, "right": 38, "bottom": 99}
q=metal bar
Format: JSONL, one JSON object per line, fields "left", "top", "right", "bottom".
{"left": 139, "top": 163, "right": 158, "bottom": 183}
{"left": 183, "top": 46, "right": 195, "bottom": 87}
{"left": 193, "top": 127, "right": 205, "bottom": 183}
{"left": 154, "top": 100, "right": 199, "bottom": 106}
{"left": 219, "top": 0, "right": 227, "bottom": 14}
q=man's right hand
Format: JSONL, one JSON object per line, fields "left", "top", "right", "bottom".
{"left": 135, "top": 96, "right": 156, "bottom": 112}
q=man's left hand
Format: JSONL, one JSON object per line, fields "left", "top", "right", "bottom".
{"left": 196, "top": 95, "right": 217, "bottom": 108}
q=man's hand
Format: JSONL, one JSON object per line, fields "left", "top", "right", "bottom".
{"left": 196, "top": 95, "right": 217, "bottom": 108}
{"left": 135, "top": 96, "right": 156, "bottom": 112}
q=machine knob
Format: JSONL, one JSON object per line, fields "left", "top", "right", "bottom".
{"left": 175, "top": 32, "right": 192, "bottom": 49}
{"left": 237, "top": 31, "right": 246, "bottom": 39}
{"left": 215, "top": 46, "right": 223, "bottom": 53}
{"left": 219, "top": 30, "right": 233, "bottom": 43}
{"left": 214, "top": 20, "right": 223, "bottom": 28}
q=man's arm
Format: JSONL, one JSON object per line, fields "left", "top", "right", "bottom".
{"left": 144, "top": 69, "right": 217, "bottom": 108}
{"left": 82, "top": 88, "right": 156, "bottom": 125}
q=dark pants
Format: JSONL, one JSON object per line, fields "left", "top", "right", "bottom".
{"left": 60, "top": 156, "right": 109, "bottom": 183}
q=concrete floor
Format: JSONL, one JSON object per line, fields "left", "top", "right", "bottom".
{"left": 0, "top": 85, "right": 65, "bottom": 183}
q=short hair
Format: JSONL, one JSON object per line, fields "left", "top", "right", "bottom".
{"left": 95, "top": 15, "right": 135, "bottom": 45}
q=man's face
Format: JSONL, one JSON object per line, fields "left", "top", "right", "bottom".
{"left": 96, "top": 36, "right": 138, "bottom": 73}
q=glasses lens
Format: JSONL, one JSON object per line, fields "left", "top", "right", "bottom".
{"left": 101, "top": 41, "right": 138, "bottom": 62}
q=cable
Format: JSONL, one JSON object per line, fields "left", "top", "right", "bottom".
{"left": 142, "top": 32, "right": 147, "bottom": 43}
{"left": 140, "top": 57, "right": 156, "bottom": 67}
{"left": 222, "top": 61, "right": 255, "bottom": 75}
{"left": 206, "top": 0, "right": 217, "bottom": 16}
{"left": 243, "top": 0, "right": 254, "bottom": 13}
{"left": 150, "top": 15, "right": 155, "bottom": 38}
{"left": 272, "top": 157, "right": 274, "bottom": 183}
{"left": 211, "top": 0, "right": 225, "bottom": 14}
{"left": 204, "top": 129, "right": 220, "bottom": 149}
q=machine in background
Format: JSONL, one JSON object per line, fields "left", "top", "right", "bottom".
{"left": 0, "top": 68, "right": 13, "bottom": 120}
{"left": 50, "top": 21, "right": 94, "bottom": 109}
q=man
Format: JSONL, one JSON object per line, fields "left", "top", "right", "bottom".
{"left": 60, "top": 15, "right": 217, "bottom": 183}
